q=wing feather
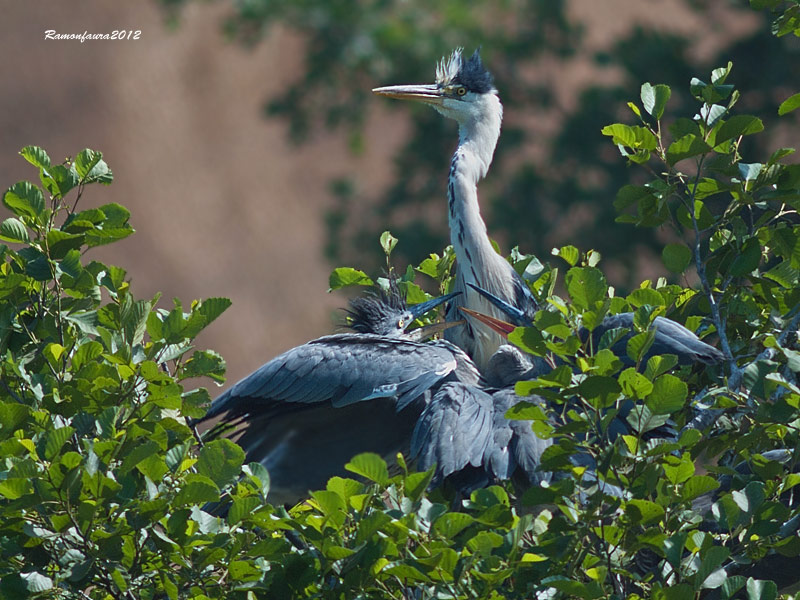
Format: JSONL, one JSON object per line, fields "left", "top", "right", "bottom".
{"left": 201, "top": 333, "right": 460, "bottom": 423}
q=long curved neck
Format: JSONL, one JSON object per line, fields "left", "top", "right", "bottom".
{"left": 447, "top": 94, "right": 503, "bottom": 275}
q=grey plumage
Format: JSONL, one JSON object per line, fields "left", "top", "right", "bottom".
{"left": 587, "top": 313, "right": 725, "bottom": 367}
{"left": 410, "top": 344, "right": 553, "bottom": 494}
{"left": 198, "top": 288, "right": 479, "bottom": 505}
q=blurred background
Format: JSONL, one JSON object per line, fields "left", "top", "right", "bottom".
{"left": 1, "top": 0, "right": 798, "bottom": 384}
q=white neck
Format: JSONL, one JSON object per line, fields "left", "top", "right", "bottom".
{"left": 447, "top": 93, "right": 503, "bottom": 267}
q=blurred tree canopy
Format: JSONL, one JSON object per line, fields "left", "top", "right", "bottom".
{"left": 160, "top": 0, "right": 800, "bottom": 289}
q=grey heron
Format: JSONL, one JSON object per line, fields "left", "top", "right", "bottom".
{"left": 373, "top": 48, "right": 538, "bottom": 372}
{"left": 410, "top": 341, "right": 625, "bottom": 500}
{"left": 463, "top": 282, "right": 725, "bottom": 368}
{"left": 197, "top": 286, "right": 481, "bottom": 505}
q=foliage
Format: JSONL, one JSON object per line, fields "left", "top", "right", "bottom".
{"left": 159, "top": 0, "right": 800, "bottom": 289}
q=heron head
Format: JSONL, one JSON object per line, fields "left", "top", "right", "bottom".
{"left": 372, "top": 48, "right": 500, "bottom": 126}
{"left": 346, "top": 287, "right": 462, "bottom": 339}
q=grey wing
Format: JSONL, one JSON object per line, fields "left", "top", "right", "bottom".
{"left": 595, "top": 313, "right": 724, "bottom": 366}
{"left": 488, "top": 390, "right": 553, "bottom": 486}
{"left": 410, "top": 382, "right": 494, "bottom": 483}
{"left": 201, "top": 333, "right": 458, "bottom": 423}
{"left": 651, "top": 316, "right": 725, "bottom": 364}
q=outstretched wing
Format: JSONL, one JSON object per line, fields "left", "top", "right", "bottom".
{"left": 200, "top": 333, "right": 460, "bottom": 424}
{"left": 410, "top": 382, "right": 494, "bottom": 485}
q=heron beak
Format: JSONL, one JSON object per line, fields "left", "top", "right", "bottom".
{"left": 466, "top": 283, "right": 529, "bottom": 326}
{"left": 458, "top": 306, "right": 517, "bottom": 337}
{"left": 372, "top": 84, "right": 445, "bottom": 106}
{"left": 407, "top": 318, "right": 465, "bottom": 342}
{"left": 408, "top": 290, "right": 461, "bottom": 320}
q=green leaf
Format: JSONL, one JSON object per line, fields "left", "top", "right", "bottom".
{"left": 433, "top": 512, "right": 474, "bottom": 538}
{"left": 508, "top": 326, "right": 545, "bottom": 355}
{"left": 625, "top": 499, "right": 665, "bottom": 525}
{"left": 196, "top": 439, "right": 244, "bottom": 488}
{"left": 576, "top": 376, "right": 621, "bottom": 408}
{"left": 41, "top": 165, "right": 79, "bottom": 199}
{"left": 47, "top": 229, "right": 84, "bottom": 258}
{"left": 746, "top": 577, "right": 777, "bottom": 600}
{"left": 43, "top": 426, "right": 74, "bottom": 461}
{"left": 647, "top": 374, "right": 687, "bottom": 414}
{"left": 380, "top": 230, "right": 398, "bottom": 256}
{"left": 0, "top": 217, "right": 30, "bottom": 243}
{"left": 21, "top": 572, "right": 53, "bottom": 593}
{"left": 600, "top": 123, "right": 657, "bottom": 150}
{"left": 738, "top": 162, "right": 762, "bottom": 182}
{"left": 716, "top": 115, "right": 764, "bottom": 143}
{"left": 565, "top": 266, "right": 607, "bottom": 310}
{"left": 682, "top": 475, "right": 720, "bottom": 501}
{"left": 181, "top": 350, "right": 227, "bottom": 383}
{"left": 74, "top": 149, "right": 101, "bottom": 179}
{"left": 664, "top": 455, "right": 695, "bottom": 485}
{"left": 20, "top": 146, "right": 51, "bottom": 169}
{"left": 778, "top": 92, "right": 800, "bottom": 116}
{"left": 3, "top": 181, "right": 45, "bottom": 219}
{"left": 662, "top": 243, "right": 692, "bottom": 273}
{"left": 329, "top": 267, "right": 373, "bottom": 290}
{"left": 618, "top": 368, "right": 653, "bottom": 399}
{"left": 696, "top": 546, "right": 730, "bottom": 590}
{"left": 627, "top": 330, "right": 656, "bottom": 365}
{"left": 666, "top": 134, "right": 712, "bottom": 165}
{"left": 641, "top": 83, "right": 671, "bottom": 119}
{"left": 730, "top": 238, "right": 761, "bottom": 276}
{"left": 174, "top": 474, "right": 219, "bottom": 505}
{"left": 345, "top": 452, "right": 389, "bottom": 485}
{"left": 119, "top": 440, "right": 161, "bottom": 475}
{"left": 554, "top": 245, "right": 579, "bottom": 266}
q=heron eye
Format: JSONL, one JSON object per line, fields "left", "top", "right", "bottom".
{"left": 397, "top": 319, "right": 404, "bottom": 329}
{"left": 456, "top": 86, "right": 467, "bottom": 96}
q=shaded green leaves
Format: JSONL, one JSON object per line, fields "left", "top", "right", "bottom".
{"left": 0, "top": 218, "right": 30, "bottom": 243}
{"left": 662, "top": 243, "right": 692, "bottom": 273}
{"left": 666, "top": 135, "right": 711, "bottom": 165}
{"left": 715, "top": 115, "right": 763, "bottom": 144}
{"left": 196, "top": 439, "right": 244, "bottom": 488}
{"left": 3, "top": 181, "right": 45, "bottom": 219}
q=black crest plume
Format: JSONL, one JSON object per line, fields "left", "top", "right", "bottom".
{"left": 450, "top": 48, "right": 494, "bottom": 94}
{"left": 345, "top": 278, "right": 406, "bottom": 334}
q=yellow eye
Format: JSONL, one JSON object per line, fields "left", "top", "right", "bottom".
{"left": 397, "top": 319, "right": 404, "bottom": 329}
{"left": 456, "top": 86, "right": 467, "bottom": 96}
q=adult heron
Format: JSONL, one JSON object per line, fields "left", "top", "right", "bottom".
{"left": 374, "top": 48, "right": 538, "bottom": 372}
{"left": 197, "top": 286, "right": 479, "bottom": 505}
